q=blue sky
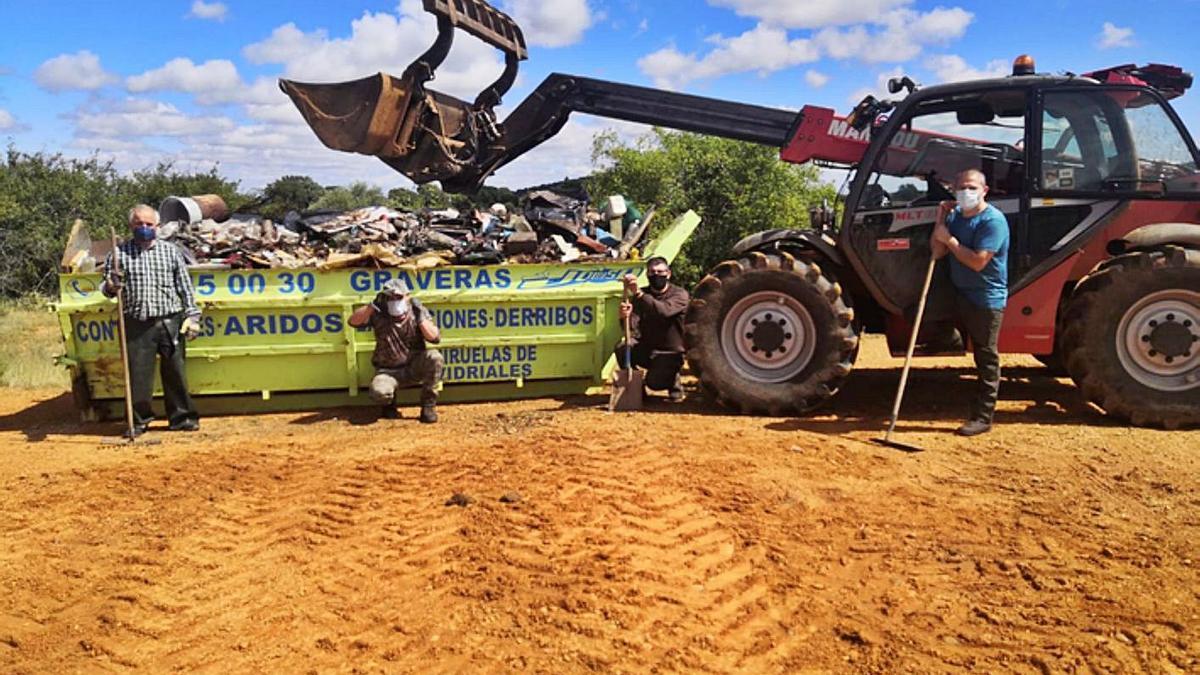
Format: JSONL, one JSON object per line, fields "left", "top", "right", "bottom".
{"left": 0, "top": 0, "right": 1195, "bottom": 191}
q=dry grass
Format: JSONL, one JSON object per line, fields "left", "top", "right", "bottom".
{"left": 0, "top": 297, "right": 69, "bottom": 389}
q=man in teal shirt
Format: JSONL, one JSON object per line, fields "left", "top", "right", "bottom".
{"left": 932, "top": 169, "right": 1010, "bottom": 436}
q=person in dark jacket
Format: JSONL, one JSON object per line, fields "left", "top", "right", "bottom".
{"left": 349, "top": 279, "right": 443, "bottom": 423}
{"left": 617, "top": 256, "right": 690, "bottom": 401}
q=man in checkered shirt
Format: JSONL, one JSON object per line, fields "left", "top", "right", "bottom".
{"left": 101, "top": 204, "right": 202, "bottom": 436}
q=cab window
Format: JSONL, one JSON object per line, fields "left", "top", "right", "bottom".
{"left": 861, "top": 89, "right": 1027, "bottom": 209}
{"left": 1040, "top": 89, "right": 1200, "bottom": 194}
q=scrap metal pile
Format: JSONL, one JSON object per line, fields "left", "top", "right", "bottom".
{"left": 156, "top": 192, "right": 654, "bottom": 271}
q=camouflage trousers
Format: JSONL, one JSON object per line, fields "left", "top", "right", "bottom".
{"left": 369, "top": 349, "right": 444, "bottom": 404}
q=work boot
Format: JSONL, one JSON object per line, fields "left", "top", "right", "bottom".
{"left": 955, "top": 419, "right": 992, "bottom": 437}
{"left": 665, "top": 371, "right": 685, "bottom": 403}
{"left": 419, "top": 396, "right": 438, "bottom": 424}
{"left": 380, "top": 406, "right": 400, "bottom": 420}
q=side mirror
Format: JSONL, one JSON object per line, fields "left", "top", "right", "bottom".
{"left": 887, "top": 76, "right": 918, "bottom": 95}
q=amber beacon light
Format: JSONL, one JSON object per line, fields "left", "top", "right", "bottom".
{"left": 1012, "top": 54, "right": 1036, "bottom": 76}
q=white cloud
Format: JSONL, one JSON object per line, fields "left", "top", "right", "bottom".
{"left": 243, "top": 1, "right": 504, "bottom": 102}
{"left": 925, "top": 54, "right": 1008, "bottom": 83}
{"left": 125, "top": 58, "right": 282, "bottom": 107}
{"left": 51, "top": 1, "right": 631, "bottom": 191}
{"left": 0, "top": 108, "right": 16, "bottom": 131}
{"left": 33, "top": 50, "right": 117, "bottom": 92}
{"left": 188, "top": 0, "right": 228, "bottom": 22}
{"left": 639, "top": 23, "right": 818, "bottom": 89}
{"left": 503, "top": 0, "right": 594, "bottom": 48}
{"left": 65, "top": 99, "right": 389, "bottom": 189}
{"left": 74, "top": 98, "right": 237, "bottom": 138}
{"left": 244, "top": 100, "right": 305, "bottom": 125}
{"left": 1098, "top": 22, "right": 1134, "bottom": 49}
{"left": 127, "top": 58, "right": 235, "bottom": 99}
{"left": 639, "top": 5, "right": 971, "bottom": 87}
{"left": 813, "top": 7, "right": 972, "bottom": 63}
{"left": 805, "top": 70, "right": 829, "bottom": 88}
{"left": 711, "top": 0, "right": 912, "bottom": 29}
{"left": 182, "top": 123, "right": 408, "bottom": 189}
{"left": 69, "top": 137, "right": 152, "bottom": 153}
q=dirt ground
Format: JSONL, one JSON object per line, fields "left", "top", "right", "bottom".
{"left": 1, "top": 335, "right": 1197, "bottom": 674}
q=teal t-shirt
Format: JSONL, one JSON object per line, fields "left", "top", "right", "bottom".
{"left": 947, "top": 204, "right": 1009, "bottom": 309}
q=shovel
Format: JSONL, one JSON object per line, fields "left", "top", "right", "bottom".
{"left": 608, "top": 291, "right": 644, "bottom": 412}
{"left": 100, "top": 228, "right": 160, "bottom": 448}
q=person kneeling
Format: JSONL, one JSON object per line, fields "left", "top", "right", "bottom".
{"left": 615, "top": 257, "right": 690, "bottom": 402}
{"left": 349, "top": 279, "right": 444, "bottom": 423}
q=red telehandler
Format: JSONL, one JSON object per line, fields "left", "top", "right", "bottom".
{"left": 282, "top": 0, "right": 1200, "bottom": 428}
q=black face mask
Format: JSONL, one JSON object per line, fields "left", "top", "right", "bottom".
{"left": 648, "top": 275, "right": 669, "bottom": 291}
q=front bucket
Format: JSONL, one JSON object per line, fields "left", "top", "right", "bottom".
{"left": 280, "top": 74, "right": 481, "bottom": 185}
{"left": 280, "top": 73, "right": 416, "bottom": 157}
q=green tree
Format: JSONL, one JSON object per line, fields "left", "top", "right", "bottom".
{"left": 387, "top": 186, "right": 422, "bottom": 210}
{"left": 417, "top": 183, "right": 452, "bottom": 209}
{"left": 893, "top": 182, "right": 922, "bottom": 203}
{"left": 587, "top": 129, "right": 836, "bottom": 285}
{"left": 0, "top": 147, "right": 249, "bottom": 298}
{"left": 125, "top": 162, "right": 247, "bottom": 213}
{"left": 472, "top": 184, "right": 518, "bottom": 210}
{"left": 261, "top": 175, "right": 324, "bottom": 219}
{"left": 388, "top": 184, "right": 460, "bottom": 211}
{"left": 309, "top": 181, "right": 386, "bottom": 211}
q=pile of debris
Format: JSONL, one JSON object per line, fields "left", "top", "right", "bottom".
{"left": 149, "top": 192, "right": 656, "bottom": 271}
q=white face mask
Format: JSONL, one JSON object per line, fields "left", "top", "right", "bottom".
{"left": 387, "top": 299, "right": 411, "bottom": 317}
{"left": 955, "top": 187, "right": 983, "bottom": 212}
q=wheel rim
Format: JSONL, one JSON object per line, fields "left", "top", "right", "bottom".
{"left": 720, "top": 291, "right": 818, "bottom": 383}
{"left": 1115, "top": 289, "right": 1200, "bottom": 392}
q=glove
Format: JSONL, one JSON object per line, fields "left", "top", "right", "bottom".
{"left": 105, "top": 268, "right": 125, "bottom": 293}
{"left": 181, "top": 317, "right": 201, "bottom": 340}
{"left": 622, "top": 273, "right": 639, "bottom": 296}
{"left": 372, "top": 292, "right": 388, "bottom": 313}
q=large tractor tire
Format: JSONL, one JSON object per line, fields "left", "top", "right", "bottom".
{"left": 1060, "top": 246, "right": 1200, "bottom": 429}
{"left": 684, "top": 251, "right": 858, "bottom": 415}
{"left": 1033, "top": 352, "right": 1067, "bottom": 375}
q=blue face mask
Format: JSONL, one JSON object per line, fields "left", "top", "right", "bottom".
{"left": 133, "top": 225, "right": 157, "bottom": 242}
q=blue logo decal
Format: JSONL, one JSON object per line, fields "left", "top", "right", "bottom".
{"left": 70, "top": 279, "right": 97, "bottom": 298}
{"left": 517, "top": 267, "right": 638, "bottom": 290}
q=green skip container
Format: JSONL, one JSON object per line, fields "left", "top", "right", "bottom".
{"left": 54, "top": 212, "right": 700, "bottom": 421}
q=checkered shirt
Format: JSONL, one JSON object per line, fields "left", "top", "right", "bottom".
{"left": 102, "top": 240, "right": 200, "bottom": 321}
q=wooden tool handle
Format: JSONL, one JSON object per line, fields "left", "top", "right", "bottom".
{"left": 884, "top": 253, "right": 938, "bottom": 440}
{"left": 110, "top": 228, "right": 136, "bottom": 438}
{"left": 622, "top": 289, "right": 633, "bottom": 370}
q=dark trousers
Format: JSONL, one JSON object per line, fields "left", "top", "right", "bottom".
{"left": 125, "top": 314, "right": 198, "bottom": 429}
{"left": 954, "top": 296, "right": 1004, "bottom": 424}
{"left": 369, "top": 349, "right": 444, "bottom": 405}
{"left": 614, "top": 342, "right": 684, "bottom": 392}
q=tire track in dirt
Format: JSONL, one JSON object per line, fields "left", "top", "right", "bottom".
{"left": 372, "top": 433, "right": 824, "bottom": 673}
{"left": 3, "top": 382, "right": 1199, "bottom": 673}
